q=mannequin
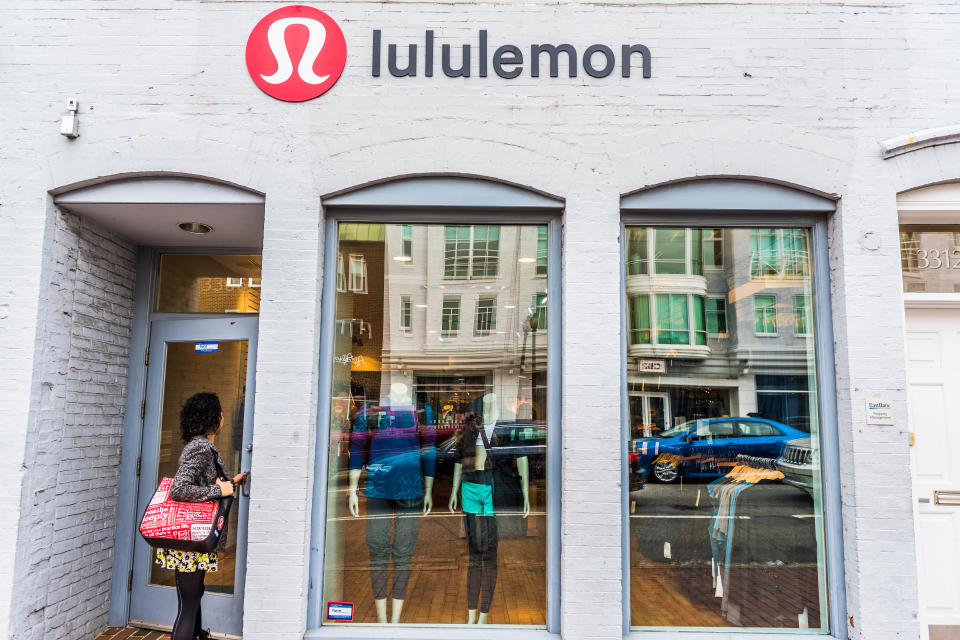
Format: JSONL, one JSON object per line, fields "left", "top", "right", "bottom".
{"left": 448, "top": 392, "right": 529, "bottom": 624}
{"left": 349, "top": 381, "right": 435, "bottom": 623}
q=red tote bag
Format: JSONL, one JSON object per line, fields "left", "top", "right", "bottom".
{"left": 139, "top": 476, "right": 234, "bottom": 553}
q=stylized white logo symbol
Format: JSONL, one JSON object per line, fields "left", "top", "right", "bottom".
{"left": 260, "top": 17, "right": 329, "bottom": 85}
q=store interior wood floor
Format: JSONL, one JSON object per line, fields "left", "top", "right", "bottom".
{"left": 326, "top": 511, "right": 548, "bottom": 625}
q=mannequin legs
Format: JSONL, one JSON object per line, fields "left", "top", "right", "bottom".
{"left": 374, "top": 598, "right": 387, "bottom": 624}
{"left": 464, "top": 513, "right": 499, "bottom": 622}
{"left": 391, "top": 598, "right": 404, "bottom": 624}
{"left": 366, "top": 497, "right": 423, "bottom": 623}
{"left": 372, "top": 596, "right": 406, "bottom": 623}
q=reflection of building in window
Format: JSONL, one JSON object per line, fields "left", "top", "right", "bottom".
{"left": 444, "top": 225, "right": 500, "bottom": 279}
{"left": 657, "top": 293, "right": 691, "bottom": 344}
{"left": 337, "top": 253, "right": 346, "bottom": 292}
{"left": 794, "top": 295, "right": 811, "bottom": 336}
{"left": 656, "top": 228, "right": 700, "bottom": 275}
{"left": 349, "top": 254, "right": 367, "bottom": 293}
{"left": 706, "top": 297, "right": 727, "bottom": 335}
{"left": 750, "top": 229, "right": 808, "bottom": 277}
{"left": 702, "top": 228, "right": 723, "bottom": 269}
{"left": 536, "top": 226, "right": 548, "bottom": 276}
{"left": 401, "top": 224, "right": 413, "bottom": 262}
{"left": 626, "top": 228, "right": 648, "bottom": 275}
{"left": 530, "top": 293, "right": 547, "bottom": 331}
{"left": 628, "top": 294, "right": 707, "bottom": 346}
{"left": 900, "top": 232, "right": 920, "bottom": 273}
{"left": 400, "top": 295, "right": 412, "bottom": 331}
{"left": 756, "top": 374, "right": 813, "bottom": 430}
{"left": 754, "top": 294, "right": 778, "bottom": 335}
{"left": 226, "top": 277, "right": 243, "bottom": 288}
{"left": 441, "top": 295, "right": 460, "bottom": 336}
{"left": 629, "top": 296, "right": 651, "bottom": 344}
{"left": 475, "top": 296, "right": 497, "bottom": 335}
{"left": 628, "top": 227, "right": 710, "bottom": 276}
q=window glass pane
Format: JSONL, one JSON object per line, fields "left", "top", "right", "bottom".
{"left": 706, "top": 297, "right": 727, "bottom": 334}
{"left": 536, "top": 225, "right": 548, "bottom": 276}
{"left": 898, "top": 225, "right": 960, "bottom": 293}
{"left": 629, "top": 295, "right": 651, "bottom": 345}
{"left": 156, "top": 254, "right": 262, "bottom": 313}
{"left": 325, "top": 223, "right": 549, "bottom": 627}
{"left": 475, "top": 296, "right": 497, "bottom": 335}
{"left": 531, "top": 293, "right": 548, "bottom": 331}
{"left": 627, "top": 228, "right": 648, "bottom": 275}
{"left": 401, "top": 224, "right": 413, "bottom": 262}
{"left": 401, "top": 295, "right": 412, "bottom": 331}
{"left": 655, "top": 228, "right": 686, "bottom": 274}
{"left": 691, "top": 229, "right": 703, "bottom": 276}
{"left": 703, "top": 228, "right": 723, "bottom": 268}
{"left": 755, "top": 294, "right": 777, "bottom": 335}
{"left": 625, "top": 226, "right": 825, "bottom": 632}
{"left": 693, "top": 295, "right": 706, "bottom": 345}
{"left": 441, "top": 295, "right": 461, "bottom": 336}
{"left": 794, "top": 295, "right": 810, "bottom": 335}
{"left": 444, "top": 225, "right": 471, "bottom": 279}
{"left": 656, "top": 293, "right": 689, "bottom": 344}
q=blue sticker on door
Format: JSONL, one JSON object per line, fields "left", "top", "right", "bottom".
{"left": 195, "top": 342, "right": 219, "bottom": 353}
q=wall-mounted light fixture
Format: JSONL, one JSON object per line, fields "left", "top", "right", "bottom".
{"left": 60, "top": 99, "right": 80, "bottom": 139}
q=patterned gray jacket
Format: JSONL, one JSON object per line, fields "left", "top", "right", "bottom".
{"left": 171, "top": 436, "right": 230, "bottom": 502}
{"left": 170, "top": 436, "right": 232, "bottom": 552}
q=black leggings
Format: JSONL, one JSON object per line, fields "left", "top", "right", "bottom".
{"left": 464, "top": 513, "right": 498, "bottom": 614}
{"left": 171, "top": 570, "right": 205, "bottom": 640}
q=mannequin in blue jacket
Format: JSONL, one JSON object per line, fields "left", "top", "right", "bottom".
{"left": 348, "top": 382, "right": 436, "bottom": 623}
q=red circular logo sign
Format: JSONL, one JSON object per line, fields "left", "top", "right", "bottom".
{"left": 245, "top": 5, "right": 347, "bottom": 102}
{"left": 217, "top": 516, "right": 225, "bottom": 530}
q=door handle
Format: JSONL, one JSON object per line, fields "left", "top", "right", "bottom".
{"left": 241, "top": 472, "right": 251, "bottom": 498}
{"left": 934, "top": 490, "right": 960, "bottom": 505}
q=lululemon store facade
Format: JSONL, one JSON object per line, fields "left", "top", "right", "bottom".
{"left": 2, "top": 2, "right": 957, "bottom": 640}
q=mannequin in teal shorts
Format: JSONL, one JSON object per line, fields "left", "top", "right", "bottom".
{"left": 449, "top": 392, "right": 529, "bottom": 624}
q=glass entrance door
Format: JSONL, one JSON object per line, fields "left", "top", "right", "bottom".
{"left": 129, "top": 317, "right": 258, "bottom": 638}
{"left": 631, "top": 392, "right": 671, "bottom": 438}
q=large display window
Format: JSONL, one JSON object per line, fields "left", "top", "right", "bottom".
{"left": 624, "top": 225, "right": 829, "bottom": 631}
{"left": 318, "top": 222, "right": 550, "bottom": 627}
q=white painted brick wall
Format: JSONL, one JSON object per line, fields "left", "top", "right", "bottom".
{"left": 3, "top": 0, "right": 960, "bottom": 639}
{"left": 6, "top": 209, "right": 135, "bottom": 640}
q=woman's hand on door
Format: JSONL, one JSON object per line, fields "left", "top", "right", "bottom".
{"left": 233, "top": 472, "right": 249, "bottom": 485}
{"left": 216, "top": 478, "right": 235, "bottom": 497}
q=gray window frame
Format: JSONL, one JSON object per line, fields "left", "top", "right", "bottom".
{"left": 620, "top": 179, "right": 844, "bottom": 639}
{"left": 307, "top": 175, "right": 564, "bottom": 634}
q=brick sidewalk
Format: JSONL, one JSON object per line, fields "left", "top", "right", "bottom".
{"left": 93, "top": 627, "right": 170, "bottom": 640}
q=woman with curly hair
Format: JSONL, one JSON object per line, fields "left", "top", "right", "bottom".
{"left": 154, "top": 392, "right": 247, "bottom": 640}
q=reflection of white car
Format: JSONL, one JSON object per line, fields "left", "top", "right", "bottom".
{"left": 776, "top": 438, "right": 817, "bottom": 495}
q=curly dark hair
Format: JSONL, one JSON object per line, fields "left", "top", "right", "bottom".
{"left": 180, "top": 392, "right": 222, "bottom": 441}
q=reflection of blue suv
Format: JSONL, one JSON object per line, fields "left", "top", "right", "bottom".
{"left": 628, "top": 417, "right": 808, "bottom": 484}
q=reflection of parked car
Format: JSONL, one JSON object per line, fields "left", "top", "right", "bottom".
{"left": 629, "top": 417, "right": 808, "bottom": 484}
{"left": 775, "top": 437, "right": 817, "bottom": 495}
{"left": 436, "top": 421, "right": 546, "bottom": 464}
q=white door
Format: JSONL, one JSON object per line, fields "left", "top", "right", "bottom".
{"left": 906, "top": 306, "right": 960, "bottom": 636}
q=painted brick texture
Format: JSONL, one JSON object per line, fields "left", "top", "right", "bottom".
{"left": 2, "top": 1, "right": 959, "bottom": 639}
{"left": 7, "top": 210, "right": 136, "bottom": 640}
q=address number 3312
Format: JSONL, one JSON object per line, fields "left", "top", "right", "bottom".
{"left": 917, "top": 248, "right": 960, "bottom": 270}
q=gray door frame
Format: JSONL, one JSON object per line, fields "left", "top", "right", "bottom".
{"left": 128, "top": 316, "right": 258, "bottom": 637}
{"left": 109, "top": 248, "right": 261, "bottom": 631}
